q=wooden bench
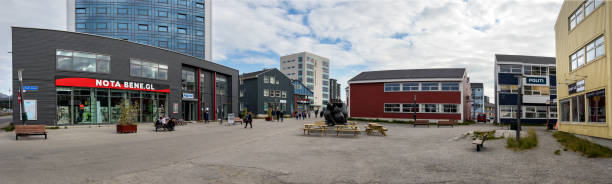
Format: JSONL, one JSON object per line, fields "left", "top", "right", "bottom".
{"left": 437, "top": 120, "right": 457, "bottom": 128}
{"left": 301, "top": 121, "right": 327, "bottom": 136}
{"left": 413, "top": 120, "right": 429, "bottom": 127}
{"left": 334, "top": 125, "right": 360, "bottom": 136}
{"left": 14, "top": 125, "right": 47, "bottom": 140}
{"left": 365, "top": 123, "right": 388, "bottom": 136}
{"left": 472, "top": 131, "right": 494, "bottom": 152}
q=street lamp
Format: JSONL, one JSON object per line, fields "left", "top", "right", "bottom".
{"left": 513, "top": 74, "right": 526, "bottom": 141}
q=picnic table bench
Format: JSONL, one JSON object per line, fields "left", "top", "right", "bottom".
{"left": 437, "top": 120, "right": 457, "bottom": 128}
{"left": 413, "top": 120, "right": 429, "bottom": 127}
{"left": 365, "top": 123, "right": 387, "bottom": 136}
{"left": 334, "top": 124, "right": 360, "bottom": 136}
{"left": 473, "top": 131, "right": 495, "bottom": 152}
{"left": 15, "top": 125, "right": 47, "bottom": 140}
{"left": 301, "top": 121, "right": 327, "bottom": 136}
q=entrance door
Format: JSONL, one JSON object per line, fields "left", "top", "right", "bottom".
{"left": 182, "top": 101, "right": 196, "bottom": 121}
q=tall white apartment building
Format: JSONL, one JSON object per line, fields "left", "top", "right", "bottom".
{"left": 280, "top": 52, "right": 330, "bottom": 109}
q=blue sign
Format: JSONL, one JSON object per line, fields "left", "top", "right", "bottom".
{"left": 23, "top": 86, "right": 38, "bottom": 91}
{"left": 525, "top": 77, "right": 546, "bottom": 85}
{"left": 182, "top": 93, "right": 194, "bottom": 99}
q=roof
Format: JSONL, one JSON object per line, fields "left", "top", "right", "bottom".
{"left": 495, "top": 54, "right": 555, "bottom": 65}
{"left": 349, "top": 68, "right": 466, "bottom": 82}
{"left": 470, "top": 83, "right": 483, "bottom": 88}
{"left": 240, "top": 68, "right": 274, "bottom": 79}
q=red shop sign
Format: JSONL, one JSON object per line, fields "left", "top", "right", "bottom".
{"left": 55, "top": 77, "right": 170, "bottom": 93}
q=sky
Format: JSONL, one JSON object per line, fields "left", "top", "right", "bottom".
{"left": 0, "top": 0, "right": 563, "bottom": 102}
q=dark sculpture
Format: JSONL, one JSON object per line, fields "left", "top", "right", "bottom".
{"left": 324, "top": 101, "right": 348, "bottom": 126}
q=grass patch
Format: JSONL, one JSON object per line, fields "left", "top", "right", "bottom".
{"left": 2, "top": 123, "right": 14, "bottom": 132}
{"left": 472, "top": 130, "right": 503, "bottom": 140}
{"left": 552, "top": 131, "right": 612, "bottom": 158}
{"left": 554, "top": 150, "right": 561, "bottom": 155}
{"left": 348, "top": 117, "right": 413, "bottom": 124}
{"left": 506, "top": 128, "right": 538, "bottom": 150}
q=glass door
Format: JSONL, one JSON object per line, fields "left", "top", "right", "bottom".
{"left": 56, "top": 87, "right": 72, "bottom": 125}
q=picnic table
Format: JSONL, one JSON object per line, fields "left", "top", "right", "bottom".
{"left": 334, "top": 124, "right": 360, "bottom": 136}
{"left": 301, "top": 121, "right": 327, "bottom": 136}
{"left": 365, "top": 123, "right": 387, "bottom": 136}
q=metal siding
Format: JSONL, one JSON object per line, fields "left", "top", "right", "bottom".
{"left": 498, "top": 73, "right": 519, "bottom": 85}
{"left": 498, "top": 94, "right": 519, "bottom": 105}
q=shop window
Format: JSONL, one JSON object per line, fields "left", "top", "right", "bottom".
{"left": 384, "top": 104, "right": 400, "bottom": 113}
{"left": 384, "top": 83, "right": 400, "bottom": 92}
{"left": 443, "top": 104, "right": 458, "bottom": 113}
{"left": 560, "top": 99, "right": 570, "bottom": 121}
{"left": 500, "top": 85, "right": 519, "bottom": 94}
{"left": 402, "top": 104, "right": 419, "bottom": 113}
{"left": 182, "top": 70, "right": 195, "bottom": 91}
{"left": 130, "top": 59, "right": 167, "bottom": 80}
{"left": 421, "top": 83, "right": 439, "bottom": 91}
{"left": 587, "top": 90, "right": 605, "bottom": 123}
{"left": 500, "top": 106, "right": 517, "bottom": 118}
{"left": 572, "top": 95, "right": 585, "bottom": 122}
{"left": 441, "top": 82, "right": 459, "bottom": 91}
{"left": 402, "top": 83, "right": 419, "bottom": 91}
{"left": 524, "top": 86, "right": 549, "bottom": 96}
{"left": 216, "top": 75, "right": 228, "bottom": 96}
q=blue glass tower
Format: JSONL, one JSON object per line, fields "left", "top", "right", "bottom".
{"left": 67, "top": 0, "right": 211, "bottom": 60}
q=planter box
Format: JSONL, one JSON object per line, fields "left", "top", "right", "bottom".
{"left": 116, "top": 124, "right": 137, "bottom": 134}
{"left": 265, "top": 117, "right": 272, "bottom": 121}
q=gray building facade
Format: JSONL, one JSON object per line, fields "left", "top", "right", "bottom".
{"left": 240, "top": 68, "right": 294, "bottom": 117}
{"left": 11, "top": 27, "right": 237, "bottom": 125}
{"left": 329, "top": 78, "right": 341, "bottom": 102}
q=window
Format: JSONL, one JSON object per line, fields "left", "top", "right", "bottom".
{"left": 524, "top": 106, "right": 547, "bottom": 119}
{"left": 595, "top": 36, "right": 605, "bottom": 59}
{"left": 550, "top": 105, "right": 558, "bottom": 119}
{"left": 500, "top": 65, "right": 522, "bottom": 73}
{"left": 587, "top": 90, "right": 605, "bottom": 123}
{"left": 384, "top": 83, "right": 400, "bottom": 92}
{"left": 264, "top": 76, "right": 269, "bottom": 83}
{"left": 500, "top": 106, "right": 517, "bottom": 118}
{"left": 421, "top": 83, "right": 439, "bottom": 91}
{"left": 177, "top": 0, "right": 187, "bottom": 5}
{"left": 402, "top": 83, "right": 419, "bottom": 91}
{"left": 523, "top": 66, "right": 548, "bottom": 76}
{"left": 181, "top": 70, "right": 195, "bottom": 91}
{"left": 196, "top": 2, "right": 204, "bottom": 8}
{"left": 138, "top": 9, "right": 149, "bottom": 16}
{"left": 158, "top": 41, "right": 168, "bottom": 48}
{"left": 550, "top": 86, "right": 557, "bottom": 95}
{"left": 423, "top": 104, "right": 438, "bottom": 112}
{"left": 500, "top": 85, "right": 519, "bottom": 94}
{"left": 56, "top": 50, "right": 110, "bottom": 73}
{"left": 195, "top": 16, "right": 204, "bottom": 22}
{"left": 138, "top": 24, "right": 148, "bottom": 31}
{"left": 570, "top": 1, "right": 604, "bottom": 30}
{"left": 384, "top": 104, "right": 400, "bottom": 113}
{"left": 158, "top": 0, "right": 168, "bottom": 3}
{"left": 441, "top": 82, "right": 459, "bottom": 91}
{"left": 158, "top": 11, "right": 168, "bottom": 17}
{"left": 158, "top": 26, "right": 168, "bottom": 32}
{"left": 276, "top": 90, "right": 281, "bottom": 97}
{"left": 561, "top": 99, "right": 570, "bottom": 121}
{"left": 96, "top": 7, "right": 107, "bottom": 14}
{"left": 96, "top": 23, "right": 107, "bottom": 29}
{"left": 130, "top": 59, "right": 167, "bottom": 80}
{"left": 270, "top": 76, "right": 276, "bottom": 84}
{"left": 569, "top": 5, "right": 583, "bottom": 30}
{"left": 524, "top": 86, "right": 549, "bottom": 96}
{"left": 402, "top": 104, "right": 419, "bottom": 112}
{"left": 443, "top": 104, "right": 458, "bottom": 113}
{"left": 585, "top": 0, "right": 595, "bottom": 16}
{"left": 282, "top": 91, "right": 287, "bottom": 98}
{"left": 549, "top": 67, "right": 556, "bottom": 75}
{"left": 572, "top": 95, "right": 585, "bottom": 122}
{"left": 586, "top": 41, "right": 596, "bottom": 63}
{"left": 76, "top": 8, "right": 86, "bottom": 14}
{"left": 177, "top": 13, "right": 187, "bottom": 19}
{"left": 117, "top": 8, "right": 128, "bottom": 14}
{"left": 117, "top": 23, "right": 128, "bottom": 30}
{"left": 76, "top": 23, "right": 86, "bottom": 29}
{"left": 177, "top": 41, "right": 187, "bottom": 49}
{"left": 196, "top": 30, "right": 204, "bottom": 36}
{"left": 263, "top": 89, "right": 269, "bottom": 97}
{"left": 177, "top": 28, "right": 187, "bottom": 34}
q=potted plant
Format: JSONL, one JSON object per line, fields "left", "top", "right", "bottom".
{"left": 117, "top": 100, "right": 139, "bottom": 133}
{"left": 265, "top": 108, "right": 272, "bottom": 121}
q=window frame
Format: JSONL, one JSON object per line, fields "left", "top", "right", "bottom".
{"left": 384, "top": 83, "right": 401, "bottom": 92}
{"left": 384, "top": 104, "right": 401, "bottom": 113}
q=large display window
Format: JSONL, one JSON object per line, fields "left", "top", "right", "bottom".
{"left": 56, "top": 87, "right": 167, "bottom": 125}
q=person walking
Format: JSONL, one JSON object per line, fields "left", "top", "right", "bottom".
{"left": 280, "top": 111, "right": 284, "bottom": 122}
{"left": 276, "top": 109, "right": 281, "bottom": 122}
{"left": 307, "top": 111, "right": 311, "bottom": 119}
{"left": 301, "top": 111, "right": 306, "bottom": 120}
{"left": 244, "top": 112, "right": 253, "bottom": 128}
{"left": 204, "top": 108, "right": 209, "bottom": 123}
{"left": 315, "top": 109, "right": 319, "bottom": 118}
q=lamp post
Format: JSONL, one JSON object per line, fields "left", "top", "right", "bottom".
{"left": 413, "top": 94, "right": 417, "bottom": 122}
{"left": 514, "top": 74, "right": 525, "bottom": 141}
{"left": 18, "top": 69, "right": 26, "bottom": 125}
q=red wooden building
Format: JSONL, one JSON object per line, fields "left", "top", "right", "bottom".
{"left": 347, "top": 68, "right": 472, "bottom": 122}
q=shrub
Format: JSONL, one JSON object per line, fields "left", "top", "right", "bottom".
{"left": 46, "top": 126, "right": 60, "bottom": 130}
{"left": 552, "top": 131, "right": 612, "bottom": 158}
{"left": 554, "top": 150, "right": 561, "bottom": 155}
{"left": 506, "top": 128, "right": 538, "bottom": 150}
{"left": 1, "top": 123, "right": 14, "bottom": 132}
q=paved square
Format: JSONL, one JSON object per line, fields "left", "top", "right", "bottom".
{"left": 0, "top": 118, "right": 610, "bottom": 184}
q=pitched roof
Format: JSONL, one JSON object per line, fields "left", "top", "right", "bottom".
{"left": 495, "top": 54, "right": 555, "bottom": 65}
{"left": 470, "top": 83, "right": 484, "bottom": 88}
{"left": 240, "top": 68, "right": 274, "bottom": 79}
{"left": 349, "top": 68, "right": 466, "bottom": 82}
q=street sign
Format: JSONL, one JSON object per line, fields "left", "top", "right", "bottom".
{"left": 23, "top": 86, "right": 38, "bottom": 91}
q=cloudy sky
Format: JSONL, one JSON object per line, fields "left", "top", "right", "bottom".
{"left": 0, "top": 0, "right": 563, "bottom": 101}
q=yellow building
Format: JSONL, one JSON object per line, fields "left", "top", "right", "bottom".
{"left": 555, "top": 0, "right": 610, "bottom": 139}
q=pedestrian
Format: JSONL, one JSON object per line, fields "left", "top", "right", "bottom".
{"left": 320, "top": 110, "right": 324, "bottom": 118}
{"left": 301, "top": 111, "right": 306, "bottom": 120}
{"left": 315, "top": 109, "right": 319, "bottom": 118}
{"left": 275, "top": 109, "right": 281, "bottom": 122}
{"left": 307, "top": 111, "right": 311, "bottom": 119}
{"left": 297, "top": 112, "right": 301, "bottom": 120}
{"left": 204, "top": 108, "right": 209, "bottom": 123}
{"left": 244, "top": 112, "right": 253, "bottom": 128}
{"left": 294, "top": 111, "right": 297, "bottom": 118}
{"left": 271, "top": 109, "right": 276, "bottom": 121}
{"left": 280, "top": 111, "right": 284, "bottom": 122}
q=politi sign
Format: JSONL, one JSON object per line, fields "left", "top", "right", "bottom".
{"left": 55, "top": 77, "right": 170, "bottom": 93}
{"left": 525, "top": 77, "right": 547, "bottom": 85}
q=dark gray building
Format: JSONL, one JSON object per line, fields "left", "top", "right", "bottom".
{"left": 11, "top": 27, "right": 238, "bottom": 125}
{"left": 329, "top": 78, "right": 341, "bottom": 102}
{"left": 240, "top": 68, "right": 293, "bottom": 117}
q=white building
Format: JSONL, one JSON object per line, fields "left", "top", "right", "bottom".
{"left": 280, "top": 52, "right": 330, "bottom": 109}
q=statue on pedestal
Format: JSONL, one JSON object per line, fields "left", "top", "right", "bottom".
{"left": 323, "top": 100, "right": 348, "bottom": 126}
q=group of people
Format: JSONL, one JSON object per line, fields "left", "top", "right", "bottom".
{"left": 270, "top": 109, "right": 285, "bottom": 122}
{"left": 155, "top": 114, "right": 176, "bottom": 131}
{"left": 293, "top": 109, "right": 325, "bottom": 120}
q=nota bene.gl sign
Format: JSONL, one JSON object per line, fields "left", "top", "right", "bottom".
{"left": 525, "top": 77, "right": 547, "bottom": 85}
{"left": 55, "top": 77, "right": 170, "bottom": 93}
